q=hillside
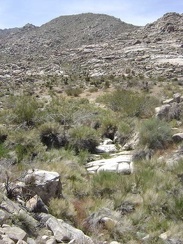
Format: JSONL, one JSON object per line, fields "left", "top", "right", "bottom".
{"left": 0, "top": 12, "right": 183, "bottom": 80}
{"left": 0, "top": 12, "right": 183, "bottom": 244}
{"left": 0, "top": 13, "right": 137, "bottom": 67}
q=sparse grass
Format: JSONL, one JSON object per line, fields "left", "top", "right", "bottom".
{"left": 49, "top": 198, "right": 77, "bottom": 223}
{"left": 1, "top": 74, "right": 183, "bottom": 243}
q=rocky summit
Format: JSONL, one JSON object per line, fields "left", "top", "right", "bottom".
{"left": 1, "top": 11, "right": 183, "bottom": 244}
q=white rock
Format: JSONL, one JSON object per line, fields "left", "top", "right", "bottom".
{"left": 46, "top": 216, "right": 94, "bottom": 244}
{"left": 103, "top": 138, "right": 113, "bottom": 145}
{"left": 2, "top": 226, "right": 27, "bottom": 241}
{"left": 96, "top": 144, "right": 117, "bottom": 153}
{"left": 87, "top": 155, "right": 133, "bottom": 174}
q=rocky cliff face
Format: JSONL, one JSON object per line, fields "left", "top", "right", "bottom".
{"left": 0, "top": 12, "right": 182, "bottom": 80}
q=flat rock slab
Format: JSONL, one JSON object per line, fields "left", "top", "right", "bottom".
{"left": 86, "top": 155, "right": 133, "bottom": 174}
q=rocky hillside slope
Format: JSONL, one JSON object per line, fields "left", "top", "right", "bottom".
{"left": 0, "top": 12, "right": 182, "bottom": 80}
{"left": 0, "top": 13, "right": 137, "bottom": 68}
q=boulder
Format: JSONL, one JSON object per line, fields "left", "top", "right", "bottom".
{"left": 46, "top": 216, "right": 94, "bottom": 244}
{"left": 24, "top": 169, "right": 62, "bottom": 204}
{"left": 27, "top": 238, "right": 36, "bottom": 244}
{"left": 17, "top": 241, "right": 27, "bottom": 244}
{"left": 155, "top": 104, "right": 171, "bottom": 120}
{"left": 0, "top": 235, "right": 15, "bottom": 244}
{"left": 45, "top": 237, "right": 57, "bottom": 244}
{"left": 155, "top": 102, "right": 181, "bottom": 121}
{"left": 173, "top": 93, "right": 181, "bottom": 103}
{"left": 86, "top": 155, "right": 133, "bottom": 174}
{"left": 96, "top": 144, "right": 117, "bottom": 153}
{"left": 96, "top": 139, "right": 117, "bottom": 153}
{"left": 0, "top": 226, "right": 27, "bottom": 241}
{"left": 172, "top": 133, "right": 183, "bottom": 143}
{"left": 0, "top": 209, "right": 9, "bottom": 225}
{"left": 26, "top": 195, "right": 48, "bottom": 213}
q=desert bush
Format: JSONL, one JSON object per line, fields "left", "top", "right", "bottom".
{"left": 0, "top": 127, "right": 7, "bottom": 143}
{"left": 99, "top": 113, "right": 118, "bottom": 140}
{"left": 139, "top": 118, "right": 172, "bottom": 149}
{"left": 92, "top": 172, "right": 132, "bottom": 198}
{"left": 88, "top": 87, "right": 98, "bottom": 93}
{"left": 69, "top": 126, "right": 99, "bottom": 153}
{"left": 115, "top": 120, "right": 133, "bottom": 145}
{"left": 39, "top": 122, "right": 68, "bottom": 149}
{"left": 44, "top": 96, "right": 90, "bottom": 125}
{"left": 10, "top": 95, "right": 39, "bottom": 125}
{"left": 12, "top": 211, "right": 38, "bottom": 236}
{"left": 97, "top": 89, "right": 159, "bottom": 118}
{"left": 49, "top": 198, "right": 76, "bottom": 223}
{"left": 6, "top": 129, "right": 45, "bottom": 163}
{"left": 0, "top": 143, "right": 9, "bottom": 158}
{"left": 65, "top": 86, "right": 82, "bottom": 97}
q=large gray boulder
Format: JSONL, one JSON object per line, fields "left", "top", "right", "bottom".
{"left": 46, "top": 216, "right": 94, "bottom": 244}
{"left": 24, "top": 169, "right": 62, "bottom": 204}
{"left": 0, "top": 226, "right": 27, "bottom": 242}
{"left": 155, "top": 104, "right": 171, "bottom": 120}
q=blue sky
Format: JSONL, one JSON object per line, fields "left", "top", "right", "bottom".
{"left": 0, "top": 0, "right": 183, "bottom": 29}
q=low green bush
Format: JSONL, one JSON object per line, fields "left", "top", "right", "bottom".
{"left": 39, "top": 122, "right": 68, "bottom": 149}
{"left": 97, "top": 89, "right": 159, "bottom": 118}
{"left": 11, "top": 95, "right": 39, "bottom": 125}
{"left": 69, "top": 126, "right": 99, "bottom": 153}
{"left": 139, "top": 118, "right": 172, "bottom": 149}
{"left": 65, "top": 86, "right": 82, "bottom": 97}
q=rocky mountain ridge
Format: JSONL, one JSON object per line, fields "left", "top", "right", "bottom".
{"left": 0, "top": 12, "right": 182, "bottom": 80}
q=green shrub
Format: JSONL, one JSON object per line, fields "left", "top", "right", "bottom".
{"left": 0, "top": 143, "right": 8, "bottom": 158}
{"left": 97, "top": 89, "right": 159, "bottom": 118}
{"left": 6, "top": 129, "right": 45, "bottom": 163}
{"left": 39, "top": 123, "right": 68, "bottom": 149}
{"left": 99, "top": 114, "right": 118, "bottom": 140}
{"left": 44, "top": 96, "right": 90, "bottom": 125}
{"left": 139, "top": 118, "right": 172, "bottom": 149}
{"left": 69, "top": 126, "right": 99, "bottom": 153}
{"left": 12, "top": 95, "right": 39, "bottom": 125}
{"left": 49, "top": 198, "right": 76, "bottom": 222}
{"left": 65, "top": 86, "right": 82, "bottom": 97}
{"left": 92, "top": 171, "right": 132, "bottom": 198}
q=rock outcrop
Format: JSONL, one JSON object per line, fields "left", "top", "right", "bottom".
{"left": 86, "top": 153, "right": 133, "bottom": 174}
{"left": 23, "top": 169, "right": 62, "bottom": 204}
